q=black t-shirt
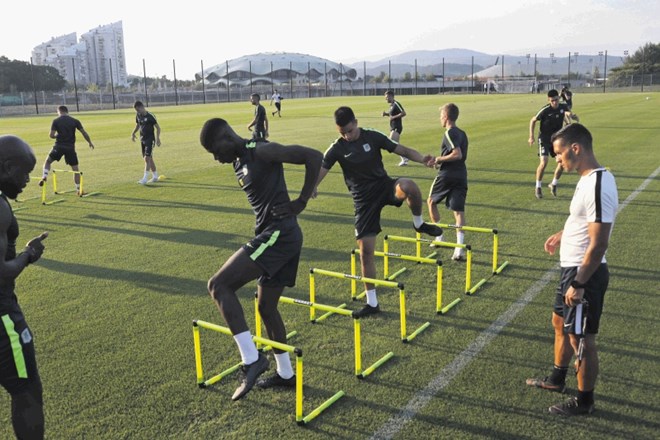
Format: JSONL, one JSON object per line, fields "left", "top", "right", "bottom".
{"left": 51, "top": 114, "right": 84, "bottom": 147}
{"left": 233, "top": 141, "right": 292, "bottom": 234}
{"left": 322, "top": 128, "right": 398, "bottom": 204}
{"left": 534, "top": 103, "right": 570, "bottom": 142}
{"left": 0, "top": 195, "right": 19, "bottom": 312}
{"left": 254, "top": 105, "right": 267, "bottom": 133}
{"left": 136, "top": 111, "right": 158, "bottom": 140}
{"left": 387, "top": 100, "right": 405, "bottom": 131}
{"left": 438, "top": 126, "right": 468, "bottom": 178}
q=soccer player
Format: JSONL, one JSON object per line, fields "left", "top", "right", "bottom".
{"left": 528, "top": 89, "right": 577, "bottom": 198}
{"left": 526, "top": 123, "right": 618, "bottom": 416}
{"left": 131, "top": 101, "right": 162, "bottom": 184}
{"left": 270, "top": 89, "right": 283, "bottom": 117}
{"left": 39, "top": 105, "right": 94, "bottom": 196}
{"left": 382, "top": 90, "right": 408, "bottom": 166}
{"left": 248, "top": 93, "right": 268, "bottom": 141}
{"left": 313, "top": 106, "right": 442, "bottom": 318}
{"left": 427, "top": 103, "right": 469, "bottom": 260}
{"left": 199, "top": 118, "right": 322, "bottom": 400}
{"left": 0, "top": 135, "right": 49, "bottom": 439}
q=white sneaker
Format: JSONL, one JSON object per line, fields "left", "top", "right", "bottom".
{"left": 398, "top": 157, "right": 409, "bottom": 166}
{"left": 452, "top": 248, "right": 466, "bottom": 261}
{"left": 138, "top": 177, "right": 148, "bottom": 185}
{"left": 429, "top": 235, "right": 444, "bottom": 248}
{"left": 150, "top": 175, "right": 159, "bottom": 183}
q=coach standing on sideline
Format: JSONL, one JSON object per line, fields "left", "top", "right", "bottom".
{"left": 0, "top": 135, "right": 49, "bottom": 439}
{"left": 526, "top": 123, "right": 618, "bottom": 416}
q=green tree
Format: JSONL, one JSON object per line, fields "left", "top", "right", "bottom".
{"left": 0, "top": 57, "right": 65, "bottom": 93}
{"left": 608, "top": 42, "right": 660, "bottom": 86}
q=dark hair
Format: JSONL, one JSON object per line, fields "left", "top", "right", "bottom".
{"left": 547, "top": 89, "right": 559, "bottom": 98}
{"left": 133, "top": 101, "right": 144, "bottom": 109}
{"left": 442, "top": 103, "right": 459, "bottom": 121}
{"left": 251, "top": 93, "right": 260, "bottom": 100}
{"left": 58, "top": 105, "right": 68, "bottom": 113}
{"left": 199, "top": 118, "right": 228, "bottom": 150}
{"left": 550, "top": 123, "right": 593, "bottom": 151}
{"left": 384, "top": 90, "right": 394, "bottom": 96}
{"left": 334, "top": 106, "right": 356, "bottom": 126}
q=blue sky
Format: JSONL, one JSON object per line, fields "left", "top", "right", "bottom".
{"left": 3, "top": 0, "right": 658, "bottom": 80}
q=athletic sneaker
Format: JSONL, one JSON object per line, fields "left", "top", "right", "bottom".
{"left": 535, "top": 187, "right": 543, "bottom": 199}
{"left": 451, "top": 248, "right": 466, "bottom": 261}
{"left": 353, "top": 304, "right": 380, "bottom": 318}
{"left": 525, "top": 376, "right": 566, "bottom": 393}
{"left": 138, "top": 177, "right": 148, "bottom": 185}
{"left": 150, "top": 175, "right": 159, "bottom": 183}
{"left": 257, "top": 373, "right": 296, "bottom": 389}
{"left": 414, "top": 222, "right": 444, "bottom": 238}
{"left": 548, "top": 184, "right": 557, "bottom": 197}
{"left": 549, "top": 396, "right": 594, "bottom": 416}
{"left": 232, "top": 352, "right": 269, "bottom": 401}
{"left": 398, "top": 157, "right": 409, "bottom": 166}
{"left": 38, "top": 178, "right": 46, "bottom": 187}
{"left": 429, "top": 235, "right": 444, "bottom": 248}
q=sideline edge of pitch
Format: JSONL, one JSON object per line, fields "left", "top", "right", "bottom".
{"left": 370, "top": 165, "right": 660, "bottom": 440}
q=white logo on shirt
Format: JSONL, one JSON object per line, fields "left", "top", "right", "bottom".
{"left": 363, "top": 144, "right": 371, "bottom": 152}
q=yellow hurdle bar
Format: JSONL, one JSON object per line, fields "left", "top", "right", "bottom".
{"left": 352, "top": 248, "right": 439, "bottom": 334}
{"left": 192, "top": 320, "right": 344, "bottom": 425}
{"left": 278, "top": 296, "right": 393, "bottom": 378}
{"left": 434, "top": 223, "right": 509, "bottom": 276}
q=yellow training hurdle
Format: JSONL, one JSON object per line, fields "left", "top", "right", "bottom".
{"left": 192, "top": 319, "right": 344, "bottom": 425}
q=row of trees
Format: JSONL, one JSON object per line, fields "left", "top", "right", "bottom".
{"left": 1, "top": 44, "right": 658, "bottom": 94}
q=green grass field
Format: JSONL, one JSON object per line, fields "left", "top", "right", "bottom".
{"left": 1, "top": 93, "right": 658, "bottom": 439}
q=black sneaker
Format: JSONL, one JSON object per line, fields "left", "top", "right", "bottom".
{"left": 548, "top": 184, "right": 557, "bottom": 197}
{"left": 231, "top": 352, "right": 269, "bottom": 401}
{"left": 535, "top": 187, "right": 543, "bottom": 199}
{"left": 414, "top": 222, "right": 444, "bottom": 237}
{"left": 353, "top": 304, "right": 380, "bottom": 318}
{"left": 526, "top": 376, "right": 566, "bottom": 393}
{"left": 549, "top": 396, "right": 594, "bottom": 416}
{"left": 257, "top": 373, "right": 296, "bottom": 389}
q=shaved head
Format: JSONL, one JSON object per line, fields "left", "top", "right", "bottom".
{"left": 0, "top": 135, "right": 37, "bottom": 199}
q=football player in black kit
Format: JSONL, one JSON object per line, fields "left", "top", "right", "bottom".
{"left": 199, "top": 118, "right": 322, "bottom": 401}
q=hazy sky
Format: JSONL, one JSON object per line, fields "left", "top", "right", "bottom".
{"left": 3, "top": 0, "right": 658, "bottom": 80}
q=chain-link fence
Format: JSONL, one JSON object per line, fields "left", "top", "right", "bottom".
{"left": 2, "top": 52, "right": 657, "bottom": 117}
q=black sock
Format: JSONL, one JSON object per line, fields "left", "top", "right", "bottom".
{"left": 578, "top": 390, "right": 594, "bottom": 406}
{"left": 549, "top": 365, "right": 568, "bottom": 384}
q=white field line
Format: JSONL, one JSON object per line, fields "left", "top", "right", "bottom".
{"left": 370, "top": 165, "right": 660, "bottom": 440}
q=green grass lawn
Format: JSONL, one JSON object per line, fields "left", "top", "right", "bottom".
{"left": 1, "top": 93, "right": 658, "bottom": 439}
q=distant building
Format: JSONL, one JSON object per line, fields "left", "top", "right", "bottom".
{"left": 199, "top": 52, "right": 357, "bottom": 87}
{"left": 31, "top": 21, "right": 127, "bottom": 87}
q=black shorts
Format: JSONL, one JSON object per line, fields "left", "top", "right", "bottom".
{"left": 48, "top": 145, "right": 79, "bottom": 166}
{"left": 141, "top": 139, "right": 155, "bottom": 157}
{"left": 390, "top": 126, "right": 403, "bottom": 135}
{"left": 538, "top": 139, "right": 555, "bottom": 158}
{"left": 251, "top": 131, "right": 267, "bottom": 142}
{"left": 553, "top": 264, "right": 609, "bottom": 334}
{"left": 0, "top": 312, "right": 41, "bottom": 395}
{"left": 429, "top": 174, "right": 468, "bottom": 212}
{"left": 242, "top": 219, "right": 303, "bottom": 288}
{"left": 354, "top": 178, "right": 403, "bottom": 239}
{"left": 275, "top": 102, "right": 281, "bottom": 111}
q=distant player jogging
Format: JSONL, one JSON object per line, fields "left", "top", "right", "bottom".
{"left": 131, "top": 101, "right": 162, "bottom": 184}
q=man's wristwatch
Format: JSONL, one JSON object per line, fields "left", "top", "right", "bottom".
{"left": 570, "top": 280, "right": 587, "bottom": 289}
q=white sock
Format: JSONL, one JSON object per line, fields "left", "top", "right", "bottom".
{"left": 42, "top": 169, "right": 49, "bottom": 179}
{"left": 233, "top": 331, "right": 258, "bottom": 365}
{"left": 143, "top": 172, "right": 149, "bottom": 179}
{"left": 413, "top": 216, "right": 424, "bottom": 228}
{"left": 274, "top": 352, "right": 294, "bottom": 379}
{"left": 457, "top": 231, "right": 465, "bottom": 245}
{"left": 152, "top": 172, "right": 159, "bottom": 179}
{"left": 535, "top": 180, "right": 542, "bottom": 188}
{"left": 551, "top": 178, "right": 559, "bottom": 186}
{"left": 435, "top": 234, "right": 444, "bottom": 242}
{"left": 365, "top": 289, "right": 378, "bottom": 307}
{"left": 75, "top": 184, "right": 80, "bottom": 190}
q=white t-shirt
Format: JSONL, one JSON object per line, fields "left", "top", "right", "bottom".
{"left": 560, "top": 168, "right": 618, "bottom": 267}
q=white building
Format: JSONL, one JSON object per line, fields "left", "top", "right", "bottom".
{"left": 31, "top": 21, "right": 127, "bottom": 87}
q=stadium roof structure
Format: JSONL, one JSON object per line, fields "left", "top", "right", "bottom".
{"left": 198, "top": 52, "right": 358, "bottom": 87}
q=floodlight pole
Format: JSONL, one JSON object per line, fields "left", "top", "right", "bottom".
{"left": 143, "top": 59, "right": 149, "bottom": 106}
{"left": 29, "top": 57, "right": 39, "bottom": 114}
{"left": 201, "top": 60, "right": 206, "bottom": 104}
{"left": 173, "top": 59, "right": 179, "bottom": 105}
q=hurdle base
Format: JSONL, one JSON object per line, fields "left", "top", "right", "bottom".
{"left": 438, "top": 297, "right": 462, "bottom": 315}
{"left": 357, "top": 351, "right": 394, "bottom": 379}
{"left": 467, "top": 278, "right": 488, "bottom": 295}
{"left": 386, "top": 267, "right": 407, "bottom": 281}
{"left": 298, "top": 390, "right": 346, "bottom": 425}
{"left": 403, "top": 322, "right": 431, "bottom": 343}
{"left": 42, "top": 199, "right": 65, "bottom": 206}
{"left": 494, "top": 261, "right": 510, "bottom": 275}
